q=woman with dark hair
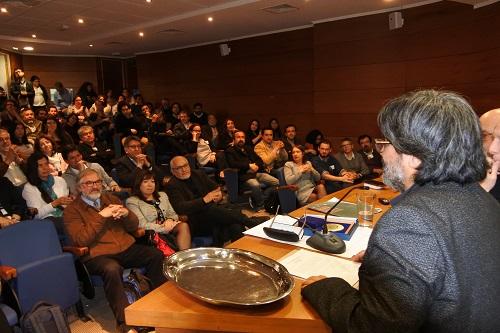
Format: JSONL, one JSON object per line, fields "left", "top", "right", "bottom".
{"left": 304, "top": 129, "right": 324, "bottom": 157}
{"left": 269, "top": 118, "right": 283, "bottom": 140}
{"left": 77, "top": 81, "right": 98, "bottom": 109}
{"left": 35, "top": 135, "right": 68, "bottom": 176}
{"left": 9, "top": 122, "right": 34, "bottom": 160}
{"left": 22, "top": 151, "right": 72, "bottom": 234}
{"left": 284, "top": 145, "right": 325, "bottom": 206}
{"left": 42, "top": 116, "right": 74, "bottom": 151}
{"left": 126, "top": 170, "right": 191, "bottom": 250}
{"left": 246, "top": 119, "right": 262, "bottom": 147}
{"left": 63, "top": 113, "right": 81, "bottom": 143}
{"left": 66, "top": 95, "right": 88, "bottom": 117}
{"left": 216, "top": 118, "right": 237, "bottom": 150}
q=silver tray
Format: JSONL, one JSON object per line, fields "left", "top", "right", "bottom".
{"left": 163, "top": 247, "right": 294, "bottom": 306}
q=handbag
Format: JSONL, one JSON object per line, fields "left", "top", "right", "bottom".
{"left": 138, "top": 229, "right": 176, "bottom": 257}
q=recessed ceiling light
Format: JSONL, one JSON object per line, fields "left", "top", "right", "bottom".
{"left": 146, "top": 0, "right": 152, "bottom": 3}
{"left": 78, "top": 18, "right": 84, "bottom": 24}
{"left": 1, "top": 8, "right": 7, "bottom": 13}
{"left": 23, "top": 46, "right": 34, "bottom": 51}
{"left": 12, "top": 47, "right": 18, "bottom": 50}
{"left": 139, "top": 32, "right": 144, "bottom": 37}
{"left": 208, "top": 17, "right": 213, "bottom": 22}
{"left": 89, "top": 44, "right": 93, "bottom": 47}
{"left": 31, "top": 34, "right": 37, "bottom": 38}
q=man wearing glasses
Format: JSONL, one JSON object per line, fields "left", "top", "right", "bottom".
{"left": 479, "top": 108, "right": 500, "bottom": 201}
{"left": 64, "top": 168, "right": 165, "bottom": 333}
{"left": 302, "top": 90, "right": 500, "bottom": 332}
{"left": 334, "top": 138, "right": 370, "bottom": 181}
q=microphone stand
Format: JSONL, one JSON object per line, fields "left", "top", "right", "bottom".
{"left": 322, "top": 185, "right": 366, "bottom": 234}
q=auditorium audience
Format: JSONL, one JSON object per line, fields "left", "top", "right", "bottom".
{"left": 0, "top": 158, "right": 28, "bottom": 227}
{"left": 42, "top": 116, "right": 74, "bottom": 151}
{"left": 189, "top": 102, "right": 208, "bottom": 125}
{"left": 246, "top": 119, "right": 262, "bottom": 147}
{"left": 77, "top": 126, "right": 114, "bottom": 171}
{"left": 20, "top": 107, "right": 42, "bottom": 144}
{"left": 358, "top": 134, "right": 383, "bottom": 177}
{"left": 312, "top": 140, "right": 354, "bottom": 193}
{"left": 29, "top": 75, "right": 50, "bottom": 112}
{"left": 201, "top": 113, "right": 219, "bottom": 149}
{"left": 35, "top": 135, "right": 68, "bottom": 176}
{"left": 66, "top": 95, "right": 88, "bottom": 116}
{"left": 334, "top": 138, "right": 370, "bottom": 181}
{"left": 269, "top": 118, "right": 283, "bottom": 140}
{"left": 283, "top": 124, "right": 301, "bottom": 157}
{"left": 53, "top": 81, "right": 72, "bottom": 110}
{"left": 0, "top": 129, "right": 28, "bottom": 187}
{"left": 254, "top": 127, "right": 288, "bottom": 176}
{"left": 304, "top": 129, "right": 324, "bottom": 157}
{"left": 9, "top": 122, "right": 34, "bottom": 160}
{"left": 284, "top": 145, "right": 326, "bottom": 206}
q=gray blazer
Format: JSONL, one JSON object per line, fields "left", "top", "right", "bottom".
{"left": 283, "top": 161, "right": 320, "bottom": 205}
{"left": 126, "top": 192, "right": 178, "bottom": 234}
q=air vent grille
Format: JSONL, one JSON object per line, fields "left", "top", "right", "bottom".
{"left": 262, "top": 3, "right": 298, "bottom": 14}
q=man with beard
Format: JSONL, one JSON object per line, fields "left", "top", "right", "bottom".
{"left": 311, "top": 140, "right": 355, "bottom": 193}
{"left": 301, "top": 90, "right": 500, "bottom": 332}
{"left": 64, "top": 168, "right": 165, "bottom": 333}
{"left": 357, "top": 134, "right": 383, "bottom": 177}
{"left": 225, "top": 130, "right": 279, "bottom": 211}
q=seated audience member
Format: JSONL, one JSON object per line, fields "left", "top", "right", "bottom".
{"left": 0, "top": 159, "right": 28, "bottom": 228}
{"left": 35, "top": 108, "right": 48, "bottom": 123}
{"left": 312, "top": 140, "right": 354, "bottom": 193}
{"left": 0, "top": 129, "right": 28, "bottom": 187}
{"left": 201, "top": 113, "right": 220, "bottom": 149}
{"left": 284, "top": 146, "right": 326, "bottom": 206}
{"left": 77, "top": 82, "right": 97, "bottom": 110}
{"left": 126, "top": 170, "right": 191, "bottom": 250}
{"left": 269, "top": 118, "right": 283, "bottom": 140}
{"left": 226, "top": 131, "right": 279, "bottom": 211}
{"left": 187, "top": 124, "right": 226, "bottom": 174}
{"left": 47, "top": 104, "right": 60, "bottom": 119}
{"left": 35, "top": 136, "right": 68, "bottom": 176}
{"left": 87, "top": 95, "right": 112, "bottom": 143}
{"left": 245, "top": 119, "right": 261, "bottom": 147}
{"left": 479, "top": 108, "right": 500, "bottom": 201}
{"left": 42, "top": 116, "right": 74, "bottom": 151}
{"left": 173, "top": 110, "right": 192, "bottom": 146}
{"left": 1, "top": 99, "right": 21, "bottom": 133}
{"left": 164, "top": 101, "right": 180, "bottom": 126}
{"left": 63, "top": 113, "right": 81, "bottom": 143}
{"left": 22, "top": 151, "right": 72, "bottom": 235}
{"left": 254, "top": 127, "right": 288, "bottom": 176}
{"left": 20, "top": 107, "right": 42, "bottom": 144}
{"left": 63, "top": 168, "right": 166, "bottom": 333}
{"left": 62, "top": 145, "right": 122, "bottom": 197}
{"left": 114, "top": 136, "right": 164, "bottom": 189}
{"left": 150, "top": 110, "right": 185, "bottom": 156}
{"left": 189, "top": 102, "right": 208, "bottom": 125}
{"left": 334, "top": 138, "right": 370, "bottom": 181}
{"left": 9, "top": 122, "right": 34, "bottom": 161}
{"left": 77, "top": 126, "right": 114, "bottom": 171}
{"left": 301, "top": 89, "right": 500, "bottom": 333}
{"left": 216, "top": 118, "right": 238, "bottom": 150}
{"left": 283, "top": 124, "right": 301, "bottom": 158}
{"left": 53, "top": 81, "right": 72, "bottom": 111}
{"left": 165, "top": 156, "right": 258, "bottom": 246}
{"left": 358, "top": 134, "right": 383, "bottom": 177}
{"left": 115, "top": 102, "right": 146, "bottom": 138}
{"left": 304, "top": 129, "right": 324, "bottom": 157}
{"left": 66, "top": 95, "right": 88, "bottom": 116}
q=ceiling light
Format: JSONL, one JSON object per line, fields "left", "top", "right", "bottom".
{"left": 208, "top": 17, "right": 213, "bottom": 22}
{"left": 139, "top": 32, "right": 144, "bottom": 37}
{"left": 32, "top": 34, "right": 37, "bottom": 38}
{"left": 89, "top": 44, "right": 93, "bottom": 47}
{"left": 12, "top": 47, "right": 18, "bottom": 50}
{"left": 146, "top": 0, "right": 152, "bottom": 3}
{"left": 1, "top": 8, "right": 7, "bottom": 13}
{"left": 78, "top": 18, "right": 84, "bottom": 24}
{"left": 23, "top": 46, "right": 34, "bottom": 51}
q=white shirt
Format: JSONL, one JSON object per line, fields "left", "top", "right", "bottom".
{"left": 33, "top": 86, "right": 46, "bottom": 106}
{"left": 22, "top": 176, "right": 69, "bottom": 219}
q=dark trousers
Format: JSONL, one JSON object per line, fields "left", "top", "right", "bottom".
{"left": 84, "top": 244, "right": 166, "bottom": 325}
{"left": 0, "top": 309, "right": 12, "bottom": 333}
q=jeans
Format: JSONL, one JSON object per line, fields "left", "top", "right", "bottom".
{"left": 244, "top": 173, "right": 279, "bottom": 208}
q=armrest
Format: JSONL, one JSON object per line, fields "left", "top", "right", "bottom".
{"left": 62, "top": 246, "right": 89, "bottom": 257}
{"left": 0, "top": 266, "right": 17, "bottom": 281}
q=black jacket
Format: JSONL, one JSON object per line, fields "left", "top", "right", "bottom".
{"left": 225, "top": 145, "right": 265, "bottom": 183}
{"left": 114, "top": 155, "right": 163, "bottom": 188}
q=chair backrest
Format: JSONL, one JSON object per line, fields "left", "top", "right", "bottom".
{"left": 0, "top": 220, "right": 61, "bottom": 268}
{"left": 275, "top": 167, "right": 297, "bottom": 214}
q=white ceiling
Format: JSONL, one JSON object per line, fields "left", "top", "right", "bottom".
{"left": 0, "top": 0, "right": 492, "bottom": 57}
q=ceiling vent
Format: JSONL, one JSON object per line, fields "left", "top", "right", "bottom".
{"left": 262, "top": 3, "right": 299, "bottom": 14}
{"left": 157, "top": 28, "right": 184, "bottom": 34}
{"left": 105, "top": 41, "right": 125, "bottom": 46}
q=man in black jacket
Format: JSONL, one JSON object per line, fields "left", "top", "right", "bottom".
{"left": 165, "top": 156, "right": 258, "bottom": 246}
{"left": 301, "top": 90, "right": 500, "bottom": 333}
{"left": 225, "top": 131, "right": 278, "bottom": 210}
{"left": 9, "top": 68, "right": 34, "bottom": 108}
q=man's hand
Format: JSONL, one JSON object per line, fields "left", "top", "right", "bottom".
{"left": 76, "top": 160, "right": 86, "bottom": 171}
{"left": 274, "top": 140, "right": 285, "bottom": 150}
{"left": 301, "top": 275, "right": 327, "bottom": 289}
{"left": 351, "top": 250, "right": 365, "bottom": 263}
{"left": 98, "top": 204, "right": 123, "bottom": 218}
{"left": 135, "top": 154, "right": 150, "bottom": 168}
{"left": 111, "top": 184, "right": 121, "bottom": 192}
{"left": 203, "top": 188, "right": 223, "bottom": 204}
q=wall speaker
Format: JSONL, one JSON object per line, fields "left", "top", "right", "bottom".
{"left": 389, "top": 12, "right": 404, "bottom": 30}
{"left": 219, "top": 43, "right": 231, "bottom": 56}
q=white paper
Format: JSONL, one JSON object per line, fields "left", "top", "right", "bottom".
{"left": 243, "top": 215, "right": 372, "bottom": 258}
{"left": 279, "top": 249, "right": 361, "bottom": 286}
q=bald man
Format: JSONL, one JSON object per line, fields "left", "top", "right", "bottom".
{"left": 480, "top": 108, "right": 500, "bottom": 201}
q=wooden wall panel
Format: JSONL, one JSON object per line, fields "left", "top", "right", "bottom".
{"left": 22, "top": 55, "right": 98, "bottom": 91}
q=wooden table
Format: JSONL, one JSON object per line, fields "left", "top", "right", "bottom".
{"left": 125, "top": 185, "right": 399, "bottom": 333}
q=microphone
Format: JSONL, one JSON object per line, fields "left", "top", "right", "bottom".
{"left": 263, "top": 205, "right": 306, "bottom": 242}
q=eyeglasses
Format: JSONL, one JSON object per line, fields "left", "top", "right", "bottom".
{"left": 374, "top": 138, "right": 391, "bottom": 153}
{"left": 172, "top": 163, "right": 190, "bottom": 171}
{"left": 81, "top": 179, "right": 103, "bottom": 187}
